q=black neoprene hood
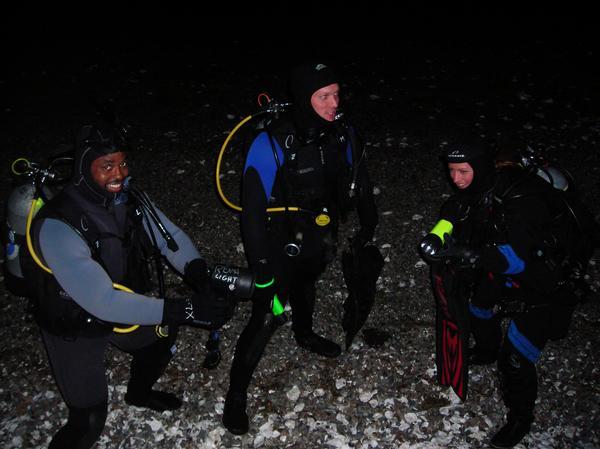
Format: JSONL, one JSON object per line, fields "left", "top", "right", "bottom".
{"left": 444, "top": 142, "right": 495, "bottom": 194}
{"left": 73, "top": 124, "right": 127, "bottom": 202}
{"left": 289, "top": 62, "right": 339, "bottom": 130}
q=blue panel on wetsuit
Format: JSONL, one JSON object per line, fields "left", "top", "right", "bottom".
{"left": 507, "top": 321, "right": 541, "bottom": 363}
{"left": 244, "top": 132, "right": 285, "bottom": 200}
{"left": 497, "top": 244, "right": 525, "bottom": 275}
{"left": 469, "top": 303, "right": 495, "bottom": 319}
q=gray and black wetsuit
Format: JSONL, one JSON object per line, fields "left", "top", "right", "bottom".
{"left": 31, "top": 183, "right": 202, "bottom": 448}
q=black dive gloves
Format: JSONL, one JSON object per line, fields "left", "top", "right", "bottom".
{"left": 162, "top": 291, "right": 232, "bottom": 330}
{"left": 183, "top": 258, "right": 209, "bottom": 292}
{"left": 439, "top": 234, "right": 480, "bottom": 268}
{"left": 419, "top": 233, "right": 480, "bottom": 269}
{"left": 163, "top": 258, "right": 233, "bottom": 329}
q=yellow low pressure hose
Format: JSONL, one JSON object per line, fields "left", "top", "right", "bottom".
{"left": 216, "top": 114, "right": 301, "bottom": 213}
{"left": 25, "top": 199, "right": 140, "bottom": 333}
{"left": 11, "top": 157, "right": 31, "bottom": 176}
{"left": 215, "top": 115, "right": 252, "bottom": 212}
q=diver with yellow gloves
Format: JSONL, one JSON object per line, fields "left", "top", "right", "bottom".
{"left": 222, "top": 62, "right": 378, "bottom": 435}
{"left": 27, "top": 123, "right": 234, "bottom": 449}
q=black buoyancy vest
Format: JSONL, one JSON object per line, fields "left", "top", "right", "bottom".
{"left": 492, "top": 166, "right": 594, "bottom": 294}
{"left": 30, "top": 185, "right": 154, "bottom": 336}
{"left": 269, "top": 118, "right": 354, "bottom": 217}
{"left": 443, "top": 189, "right": 496, "bottom": 248}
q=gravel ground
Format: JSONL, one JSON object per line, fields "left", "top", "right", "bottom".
{"left": 1, "top": 29, "right": 600, "bottom": 448}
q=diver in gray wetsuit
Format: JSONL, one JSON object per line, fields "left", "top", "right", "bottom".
{"left": 29, "top": 123, "right": 232, "bottom": 449}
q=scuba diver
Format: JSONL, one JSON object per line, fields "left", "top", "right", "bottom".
{"left": 27, "top": 123, "right": 233, "bottom": 449}
{"left": 418, "top": 141, "right": 597, "bottom": 448}
{"left": 222, "top": 62, "right": 379, "bottom": 434}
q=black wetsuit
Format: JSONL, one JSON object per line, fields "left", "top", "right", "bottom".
{"left": 446, "top": 165, "right": 589, "bottom": 425}
{"left": 228, "top": 116, "right": 378, "bottom": 395}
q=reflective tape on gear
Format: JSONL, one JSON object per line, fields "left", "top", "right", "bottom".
{"left": 430, "top": 219, "right": 453, "bottom": 242}
{"left": 255, "top": 277, "right": 275, "bottom": 289}
{"left": 272, "top": 294, "right": 284, "bottom": 316}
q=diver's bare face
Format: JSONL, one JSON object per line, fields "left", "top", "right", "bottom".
{"left": 311, "top": 83, "right": 340, "bottom": 122}
{"left": 448, "top": 162, "right": 474, "bottom": 190}
{"left": 91, "top": 152, "right": 129, "bottom": 194}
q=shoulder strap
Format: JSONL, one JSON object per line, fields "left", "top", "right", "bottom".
{"left": 36, "top": 192, "right": 103, "bottom": 257}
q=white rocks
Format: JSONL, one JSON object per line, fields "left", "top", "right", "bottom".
{"left": 336, "top": 413, "right": 349, "bottom": 425}
{"left": 147, "top": 417, "right": 163, "bottom": 432}
{"left": 404, "top": 412, "right": 419, "bottom": 424}
{"left": 359, "top": 390, "right": 377, "bottom": 403}
{"left": 286, "top": 385, "right": 300, "bottom": 401}
{"left": 313, "top": 388, "right": 325, "bottom": 397}
{"left": 336, "top": 378, "right": 347, "bottom": 389}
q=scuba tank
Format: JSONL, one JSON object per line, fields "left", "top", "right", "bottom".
{"left": 3, "top": 158, "right": 66, "bottom": 297}
{"left": 5, "top": 184, "right": 51, "bottom": 288}
{"left": 520, "top": 145, "right": 571, "bottom": 191}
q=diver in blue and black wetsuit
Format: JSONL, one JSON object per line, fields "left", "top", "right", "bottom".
{"left": 223, "top": 62, "right": 379, "bottom": 435}
{"left": 419, "top": 142, "right": 596, "bottom": 448}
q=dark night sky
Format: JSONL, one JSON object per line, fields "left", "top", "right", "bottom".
{"left": 2, "top": 12, "right": 599, "bottom": 156}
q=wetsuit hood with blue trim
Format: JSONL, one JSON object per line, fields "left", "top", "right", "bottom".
{"left": 444, "top": 142, "right": 495, "bottom": 195}
{"left": 73, "top": 123, "right": 128, "bottom": 204}
{"left": 289, "top": 62, "right": 338, "bottom": 133}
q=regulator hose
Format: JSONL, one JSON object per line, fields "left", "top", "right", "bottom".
{"left": 215, "top": 99, "right": 303, "bottom": 214}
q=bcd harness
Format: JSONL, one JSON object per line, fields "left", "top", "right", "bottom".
{"left": 30, "top": 185, "right": 163, "bottom": 337}
{"left": 262, "top": 116, "right": 363, "bottom": 257}
{"left": 490, "top": 167, "right": 594, "bottom": 304}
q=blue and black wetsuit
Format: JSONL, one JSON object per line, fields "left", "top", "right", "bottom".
{"left": 228, "top": 116, "right": 378, "bottom": 395}
{"left": 449, "top": 165, "right": 581, "bottom": 426}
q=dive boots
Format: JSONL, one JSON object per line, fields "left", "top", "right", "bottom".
{"left": 490, "top": 416, "right": 532, "bottom": 448}
{"left": 295, "top": 331, "right": 341, "bottom": 358}
{"left": 223, "top": 392, "right": 249, "bottom": 435}
{"left": 126, "top": 334, "right": 181, "bottom": 411}
{"left": 124, "top": 389, "right": 182, "bottom": 412}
